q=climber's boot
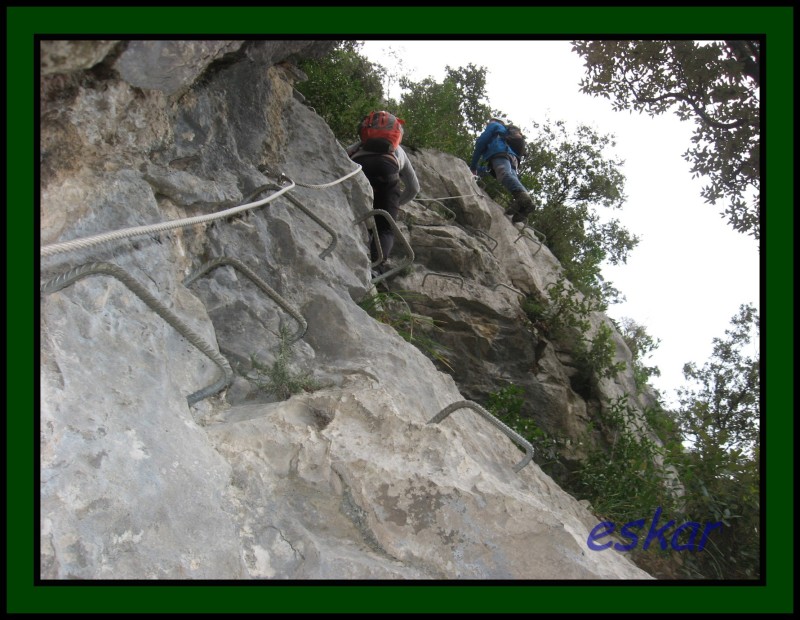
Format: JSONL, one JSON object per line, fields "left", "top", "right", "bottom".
{"left": 511, "top": 190, "right": 535, "bottom": 224}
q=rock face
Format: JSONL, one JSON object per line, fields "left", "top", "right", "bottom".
{"left": 39, "top": 40, "right": 653, "bottom": 579}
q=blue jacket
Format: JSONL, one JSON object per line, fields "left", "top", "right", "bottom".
{"left": 470, "top": 121, "right": 519, "bottom": 170}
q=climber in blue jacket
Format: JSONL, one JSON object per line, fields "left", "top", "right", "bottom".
{"left": 470, "top": 117, "right": 535, "bottom": 224}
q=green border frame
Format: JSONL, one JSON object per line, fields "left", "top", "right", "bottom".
{"left": 8, "top": 4, "right": 793, "bottom": 615}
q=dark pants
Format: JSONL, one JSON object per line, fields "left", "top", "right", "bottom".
{"left": 357, "top": 154, "right": 401, "bottom": 265}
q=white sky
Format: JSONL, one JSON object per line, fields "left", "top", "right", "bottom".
{"left": 359, "top": 40, "right": 761, "bottom": 406}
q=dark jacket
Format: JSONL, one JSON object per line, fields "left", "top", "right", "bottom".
{"left": 347, "top": 143, "right": 420, "bottom": 206}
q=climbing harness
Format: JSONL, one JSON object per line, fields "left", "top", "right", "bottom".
{"left": 428, "top": 400, "right": 534, "bottom": 473}
{"left": 40, "top": 262, "right": 234, "bottom": 406}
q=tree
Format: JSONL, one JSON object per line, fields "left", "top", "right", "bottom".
{"left": 515, "top": 120, "right": 638, "bottom": 307}
{"left": 571, "top": 40, "right": 760, "bottom": 240}
{"left": 677, "top": 303, "right": 760, "bottom": 454}
{"left": 395, "top": 63, "right": 492, "bottom": 161}
{"left": 295, "top": 41, "right": 386, "bottom": 144}
{"left": 295, "top": 46, "right": 493, "bottom": 163}
{"left": 618, "top": 317, "right": 662, "bottom": 390}
{"left": 671, "top": 303, "right": 760, "bottom": 578}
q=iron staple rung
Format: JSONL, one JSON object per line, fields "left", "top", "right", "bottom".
{"left": 183, "top": 255, "right": 308, "bottom": 344}
{"left": 40, "top": 261, "right": 233, "bottom": 406}
{"left": 249, "top": 183, "right": 338, "bottom": 259}
{"left": 354, "top": 209, "right": 415, "bottom": 285}
{"left": 428, "top": 400, "right": 534, "bottom": 472}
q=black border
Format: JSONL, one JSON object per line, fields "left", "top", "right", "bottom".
{"left": 10, "top": 3, "right": 793, "bottom": 615}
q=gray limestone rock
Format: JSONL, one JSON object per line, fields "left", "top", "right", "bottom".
{"left": 39, "top": 39, "right": 655, "bottom": 580}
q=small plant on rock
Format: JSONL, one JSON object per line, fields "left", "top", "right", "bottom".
{"left": 249, "top": 327, "right": 322, "bottom": 400}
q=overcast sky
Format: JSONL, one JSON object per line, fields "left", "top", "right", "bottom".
{"left": 359, "top": 40, "right": 761, "bottom": 405}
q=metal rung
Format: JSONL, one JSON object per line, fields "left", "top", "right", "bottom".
{"left": 426, "top": 199, "right": 457, "bottom": 223}
{"left": 470, "top": 227, "right": 498, "bottom": 252}
{"left": 422, "top": 272, "right": 464, "bottom": 289}
{"left": 514, "top": 225, "right": 546, "bottom": 257}
{"left": 183, "top": 256, "right": 308, "bottom": 343}
{"left": 353, "top": 209, "right": 415, "bottom": 285}
{"left": 248, "top": 183, "right": 338, "bottom": 259}
{"left": 40, "top": 262, "right": 233, "bottom": 406}
{"left": 428, "top": 400, "right": 534, "bottom": 472}
{"left": 367, "top": 217, "right": 383, "bottom": 267}
{"left": 492, "top": 283, "right": 525, "bottom": 298}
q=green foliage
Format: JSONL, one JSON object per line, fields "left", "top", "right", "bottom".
{"left": 249, "top": 327, "right": 323, "bottom": 400}
{"left": 295, "top": 41, "right": 386, "bottom": 144}
{"left": 513, "top": 300, "right": 760, "bottom": 580}
{"left": 486, "top": 382, "right": 525, "bottom": 418}
{"left": 524, "top": 277, "right": 625, "bottom": 390}
{"left": 572, "top": 40, "right": 760, "bottom": 240}
{"left": 520, "top": 293, "right": 550, "bottom": 331}
{"left": 521, "top": 121, "right": 627, "bottom": 211}
{"left": 395, "top": 64, "right": 492, "bottom": 160}
{"left": 486, "top": 384, "right": 563, "bottom": 465}
{"left": 642, "top": 403, "right": 682, "bottom": 447}
{"left": 358, "top": 289, "right": 453, "bottom": 371}
{"left": 677, "top": 303, "right": 759, "bottom": 454}
{"left": 497, "top": 302, "right": 760, "bottom": 580}
{"left": 296, "top": 44, "right": 635, "bottom": 310}
{"left": 517, "top": 120, "right": 638, "bottom": 305}
{"left": 524, "top": 275, "right": 601, "bottom": 339}
{"left": 670, "top": 441, "right": 760, "bottom": 579}
{"left": 576, "top": 395, "right": 679, "bottom": 524}
{"left": 297, "top": 43, "right": 492, "bottom": 161}
{"left": 572, "top": 305, "right": 761, "bottom": 579}
{"left": 670, "top": 303, "right": 760, "bottom": 578}
{"left": 171, "top": 39, "right": 761, "bottom": 582}
{"left": 618, "top": 317, "right": 662, "bottom": 391}
{"left": 575, "top": 322, "right": 627, "bottom": 381}
{"left": 479, "top": 119, "right": 636, "bottom": 306}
